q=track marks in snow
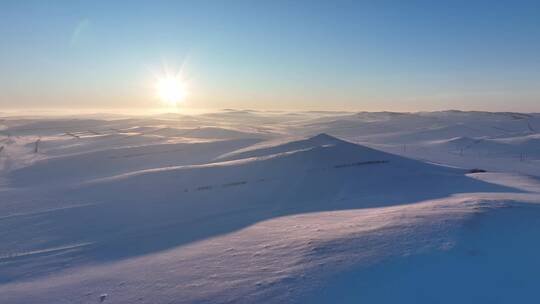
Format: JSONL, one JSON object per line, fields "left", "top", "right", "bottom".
{"left": 0, "top": 202, "right": 103, "bottom": 221}
{"left": 0, "top": 242, "right": 92, "bottom": 262}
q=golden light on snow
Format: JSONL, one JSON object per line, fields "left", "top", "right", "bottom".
{"left": 156, "top": 76, "right": 187, "bottom": 106}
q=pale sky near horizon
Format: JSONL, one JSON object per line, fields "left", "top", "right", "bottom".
{"left": 2, "top": 0, "right": 540, "bottom": 113}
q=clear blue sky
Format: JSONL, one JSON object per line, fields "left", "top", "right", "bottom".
{"left": 2, "top": 0, "right": 540, "bottom": 112}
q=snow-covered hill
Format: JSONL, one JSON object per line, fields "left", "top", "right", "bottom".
{"left": 1, "top": 111, "right": 540, "bottom": 303}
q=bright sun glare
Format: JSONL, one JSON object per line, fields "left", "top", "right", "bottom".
{"left": 156, "top": 77, "right": 187, "bottom": 106}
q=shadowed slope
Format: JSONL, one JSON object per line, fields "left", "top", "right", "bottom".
{"left": 0, "top": 134, "right": 521, "bottom": 284}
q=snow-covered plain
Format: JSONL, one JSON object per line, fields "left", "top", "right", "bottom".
{"left": 1, "top": 110, "right": 540, "bottom": 303}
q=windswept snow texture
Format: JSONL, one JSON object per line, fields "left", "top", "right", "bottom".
{"left": 1, "top": 110, "right": 540, "bottom": 304}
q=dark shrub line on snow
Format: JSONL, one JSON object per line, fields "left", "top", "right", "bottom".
{"left": 185, "top": 160, "right": 389, "bottom": 193}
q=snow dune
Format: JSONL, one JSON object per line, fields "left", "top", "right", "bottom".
{"left": 2, "top": 191, "right": 540, "bottom": 303}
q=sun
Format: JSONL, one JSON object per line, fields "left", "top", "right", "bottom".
{"left": 156, "top": 76, "right": 187, "bottom": 106}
